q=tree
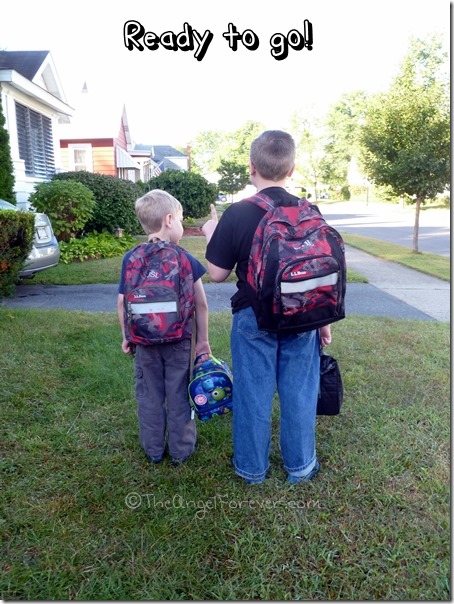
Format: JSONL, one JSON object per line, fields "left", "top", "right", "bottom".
{"left": 189, "top": 120, "right": 265, "bottom": 180}
{"left": 0, "top": 95, "right": 15, "bottom": 204}
{"left": 290, "top": 112, "right": 325, "bottom": 198}
{"left": 321, "top": 91, "right": 367, "bottom": 188}
{"left": 359, "top": 36, "right": 450, "bottom": 252}
{"left": 190, "top": 129, "right": 228, "bottom": 178}
{"left": 228, "top": 120, "right": 265, "bottom": 167}
{"left": 217, "top": 160, "right": 250, "bottom": 201}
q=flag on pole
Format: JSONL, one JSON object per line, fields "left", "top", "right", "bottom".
{"left": 151, "top": 162, "right": 162, "bottom": 177}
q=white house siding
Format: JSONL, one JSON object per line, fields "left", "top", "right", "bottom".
{"left": 1, "top": 85, "right": 67, "bottom": 208}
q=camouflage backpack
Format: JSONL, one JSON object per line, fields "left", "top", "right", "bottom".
{"left": 246, "top": 192, "right": 346, "bottom": 334}
{"left": 123, "top": 241, "right": 195, "bottom": 345}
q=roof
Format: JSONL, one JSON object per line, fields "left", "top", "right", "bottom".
{"left": 152, "top": 145, "right": 187, "bottom": 159}
{"left": 133, "top": 144, "right": 187, "bottom": 160}
{"left": 0, "top": 50, "right": 49, "bottom": 79}
{"left": 116, "top": 147, "right": 139, "bottom": 170}
{"left": 158, "top": 158, "right": 185, "bottom": 171}
{"left": 133, "top": 144, "right": 154, "bottom": 152}
{"left": 0, "top": 50, "right": 71, "bottom": 119}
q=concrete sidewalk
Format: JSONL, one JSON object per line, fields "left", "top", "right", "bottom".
{"left": 345, "top": 245, "right": 450, "bottom": 322}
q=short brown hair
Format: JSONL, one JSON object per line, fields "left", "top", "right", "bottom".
{"left": 135, "top": 189, "right": 182, "bottom": 235}
{"left": 250, "top": 130, "right": 295, "bottom": 181}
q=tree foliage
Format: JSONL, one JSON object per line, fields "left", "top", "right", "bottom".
{"left": 290, "top": 111, "right": 325, "bottom": 196}
{"left": 217, "top": 160, "right": 250, "bottom": 200}
{"left": 190, "top": 130, "right": 228, "bottom": 177}
{"left": 0, "top": 95, "right": 16, "bottom": 204}
{"left": 359, "top": 35, "right": 450, "bottom": 251}
{"left": 321, "top": 91, "right": 368, "bottom": 187}
{"left": 0, "top": 209, "right": 34, "bottom": 296}
{"left": 229, "top": 120, "right": 265, "bottom": 168}
{"left": 190, "top": 120, "right": 265, "bottom": 180}
{"left": 147, "top": 170, "right": 217, "bottom": 219}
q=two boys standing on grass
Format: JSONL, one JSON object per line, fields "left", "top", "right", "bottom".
{"left": 117, "top": 130, "right": 331, "bottom": 484}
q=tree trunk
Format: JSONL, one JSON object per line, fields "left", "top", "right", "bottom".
{"left": 413, "top": 196, "right": 423, "bottom": 253}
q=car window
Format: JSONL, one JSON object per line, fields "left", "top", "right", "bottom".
{"left": 0, "top": 199, "right": 17, "bottom": 210}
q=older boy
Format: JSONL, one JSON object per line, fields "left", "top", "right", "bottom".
{"left": 118, "top": 189, "right": 211, "bottom": 466}
{"left": 202, "top": 130, "right": 331, "bottom": 484}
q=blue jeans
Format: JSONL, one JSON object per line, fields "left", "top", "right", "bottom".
{"left": 231, "top": 307, "right": 320, "bottom": 483}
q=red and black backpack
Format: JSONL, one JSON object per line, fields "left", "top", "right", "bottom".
{"left": 246, "top": 193, "right": 346, "bottom": 334}
{"left": 123, "top": 241, "right": 195, "bottom": 345}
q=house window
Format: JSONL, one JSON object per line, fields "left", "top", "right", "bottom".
{"left": 69, "top": 144, "right": 93, "bottom": 172}
{"left": 15, "top": 102, "right": 55, "bottom": 179}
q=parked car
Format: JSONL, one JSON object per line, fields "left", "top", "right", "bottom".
{"left": 216, "top": 193, "right": 227, "bottom": 202}
{"left": 0, "top": 199, "right": 60, "bottom": 278}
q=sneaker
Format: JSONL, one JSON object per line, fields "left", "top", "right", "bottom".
{"left": 286, "top": 460, "right": 320, "bottom": 484}
{"left": 171, "top": 446, "right": 196, "bottom": 467}
{"left": 171, "top": 455, "right": 191, "bottom": 467}
{"left": 147, "top": 454, "right": 165, "bottom": 464}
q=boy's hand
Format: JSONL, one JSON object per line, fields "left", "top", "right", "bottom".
{"left": 195, "top": 340, "right": 211, "bottom": 357}
{"left": 319, "top": 325, "right": 332, "bottom": 348}
{"left": 121, "top": 339, "right": 135, "bottom": 355}
{"left": 202, "top": 204, "right": 219, "bottom": 242}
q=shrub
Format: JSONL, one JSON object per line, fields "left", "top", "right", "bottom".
{"left": 53, "top": 172, "right": 141, "bottom": 235}
{"left": 147, "top": 170, "right": 217, "bottom": 219}
{"left": 0, "top": 95, "right": 15, "bottom": 204}
{"left": 341, "top": 185, "right": 351, "bottom": 200}
{"left": 29, "top": 180, "right": 95, "bottom": 242}
{"left": 0, "top": 209, "right": 34, "bottom": 296}
{"left": 59, "top": 232, "right": 137, "bottom": 264}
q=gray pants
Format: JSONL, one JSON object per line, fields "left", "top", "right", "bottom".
{"left": 134, "top": 339, "right": 196, "bottom": 461}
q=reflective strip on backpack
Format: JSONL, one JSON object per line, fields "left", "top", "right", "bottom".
{"left": 130, "top": 301, "right": 178, "bottom": 314}
{"left": 281, "top": 272, "right": 338, "bottom": 294}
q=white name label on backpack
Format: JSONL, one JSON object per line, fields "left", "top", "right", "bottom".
{"left": 130, "top": 301, "right": 178, "bottom": 314}
{"left": 281, "top": 272, "right": 338, "bottom": 294}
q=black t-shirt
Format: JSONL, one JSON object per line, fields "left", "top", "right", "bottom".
{"left": 206, "top": 186, "right": 301, "bottom": 313}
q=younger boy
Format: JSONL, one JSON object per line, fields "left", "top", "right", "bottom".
{"left": 117, "top": 189, "right": 211, "bottom": 466}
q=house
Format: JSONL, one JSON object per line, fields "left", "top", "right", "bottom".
{"left": 0, "top": 49, "right": 190, "bottom": 203}
{"left": 130, "top": 144, "right": 189, "bottom": 181}
{"left": 0, "top": 50, "right": 73, "bottom": 208}
{"left": 58, "top": 85, "right": 142, "bottom": 182}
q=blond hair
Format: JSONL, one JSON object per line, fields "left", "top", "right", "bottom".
{"left": 135, "top": 189, "right": 182, "bottom": 234}
{"left": 250, "top": 130, "right": 295, "bottom": 181}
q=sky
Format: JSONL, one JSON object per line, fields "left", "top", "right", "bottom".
{"left": 1, "top": 0, "right": 450, "bottom": 147}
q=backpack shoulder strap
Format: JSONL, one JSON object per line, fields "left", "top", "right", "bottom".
{"left": 244, "top": 192, "right": 275, "bottom": 213}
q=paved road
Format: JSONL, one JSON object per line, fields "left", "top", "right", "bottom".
{"left": 322, "top": 201, "right": 450, "bottom": 257}
{"left": 0, "top": 281, "right": 438, "bottom": 322}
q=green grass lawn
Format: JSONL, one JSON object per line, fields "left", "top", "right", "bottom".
{"left": 342, "top": 233, "right": 450, "bottom": 282}
{"left": 1, "top": 310, "right": 450, "bottom": 600}
{"left": 24, "top": 235, "right": 367, "bottom": 287}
